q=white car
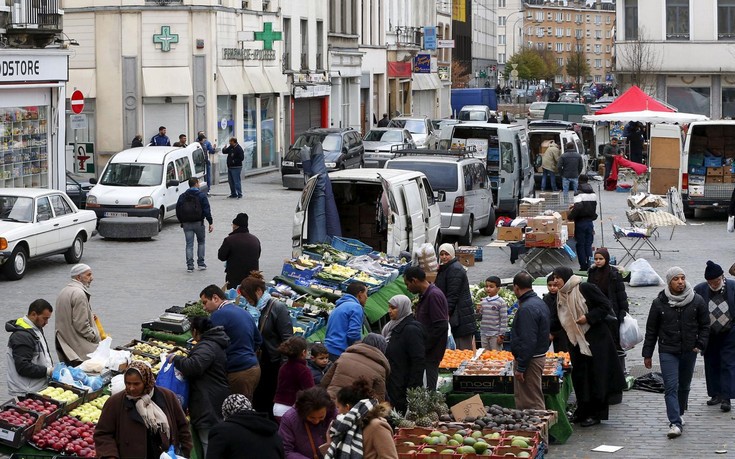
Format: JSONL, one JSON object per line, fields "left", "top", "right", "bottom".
{"left": 0, "top": 189, "right": 97, "bottom": 280}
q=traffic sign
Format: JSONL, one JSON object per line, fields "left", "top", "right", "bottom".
{"left": 70, "top": 114, "right": 87, "bottom": 130}
{"left": 71, "top": 90, "right": 84, "bottom": 114}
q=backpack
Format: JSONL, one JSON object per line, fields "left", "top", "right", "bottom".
{"left": 177, "top": 192, "right": 203, "bottom": 223}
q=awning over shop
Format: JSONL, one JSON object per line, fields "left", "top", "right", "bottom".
{"left": 67, "top": 69, "right": 96, "bottom": 99}
{"left": 412, "top": 73, "right": 442, "bottom": 91}
{"left": 265, "top": 66, "right": 289, "bottom": 94}
{"left": 217, "top": 66, "right": 254, "bottom": 95}
{"left": 142, "top": 67, "right": 193, "bottom": 97}
{"left": 243, "top": 66, "right": 273, "bottom": 94}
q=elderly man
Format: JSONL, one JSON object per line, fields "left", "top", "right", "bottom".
{"left": 6, "top": 299, "right": 54, "bottom": 396}
{"left": 55, "top": 264, "right": 100, "bottom": 365}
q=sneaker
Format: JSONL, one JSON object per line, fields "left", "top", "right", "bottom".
{"left": 187, "top": 268, "right": 194, "bottom": 273}
{"left": 667, "top": 424, "right": 682, "bottom": 439}
{"left": 197, "top": 265, "right": 207, "bottom": 271}
{"left": 227, "top": 195, "right": 237, "bottom": 199}
{"left": 707, "top": 396, "right": 722, "bottom": 406}
{"left": 721, "top": 400, "right": 731, "bottom": 412}
{"left": 679, "top": 414, "right": 685, "bottom": 426}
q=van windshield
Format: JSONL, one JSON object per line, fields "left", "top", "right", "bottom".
{"left": 458, "top": 111, "right": 487, "bottom": 121}
{"left": 386, "top": 161, "right": 458, "bottom": 192}
{"left": 389, "top": 120, "right": 427, "bottom": 134}
{"left": 100, "top": 163, "right": 163, "bottom": 186}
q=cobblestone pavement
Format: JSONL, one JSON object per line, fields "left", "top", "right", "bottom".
{"left": 1, "top": 171, "right": 732, "bottom": 457}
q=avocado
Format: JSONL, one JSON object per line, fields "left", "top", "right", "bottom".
{"left": 473, "top": 441, "right": 490, "bottom": 453}
{"left": 463, "top": 437, "right": 477, "bottom": 446}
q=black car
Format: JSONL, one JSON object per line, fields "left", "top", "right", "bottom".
{"left": 281, "top": 128, "right": 364, "bottom": 189}
{"left": 65, "top": 171, "right": 94, "bottom": 209}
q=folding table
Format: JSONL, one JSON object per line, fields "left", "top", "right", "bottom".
{"left": 612, "top": 224, "right": 662, "bottom": 266}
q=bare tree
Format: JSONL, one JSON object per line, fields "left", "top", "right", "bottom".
{"left": 616, "top": 26, "right": 662, "bottom": 91}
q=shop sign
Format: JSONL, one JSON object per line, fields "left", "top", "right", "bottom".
{"left": 222, "top": 48, "right": 276, "bottom": 61}
{"left": 294, "top": 73, "right": 329, "bottom": 84}
{"left": 153, "top": 26, "right": 179, "bottom": 53}
{"left": 413, "top": 54, "right": 431, "bottom": 73}
{"left": 0, "top": 53, "right": 68, "bottom": 82}
{"left": 294, "top": 84, "right": 331, "bottom": 99}
{"left": 438, "top": 66, "right": 450, "bottom": 81}
{"left": 423, "top": 27, "right": 437, "bottom": 50}
{"left": 70, "top": 142, "right": 95, "bottom": 173}
{"left": 437, "top": 39, "right": 455, "bottom": 48}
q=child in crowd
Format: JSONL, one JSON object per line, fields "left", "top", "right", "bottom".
{"left": 543, "top": 273, "right": 569, "bottom": 352}
{"left": 307, "top": 342, "right": 332, "bottom": 385}
{"left": 479, "top": 276, "right": 508, "bottom": 350}
{"left": 272, "top": 336, "right": 314, "bottom": 419}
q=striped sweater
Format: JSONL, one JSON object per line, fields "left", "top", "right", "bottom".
{"left": 480, "top": 295, "right": 508, "bottom": 338}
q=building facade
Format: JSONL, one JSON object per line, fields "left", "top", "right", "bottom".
{"left": 497, "top": 0, "right": 525, "bottom": 84}
{"left": 358, "top": 0, "right": 388, "bottom": 134}
{"left": 327, "top": 0, "right": 362, "bottom": 131}
{"left": 469, "top": 0, "right": 498, "bottom": 89}
{"left": 617, "top": 0, "right": 735, "bottom": 119}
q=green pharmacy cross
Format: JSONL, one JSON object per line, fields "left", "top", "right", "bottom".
{"left": 255, "top": 22, "right": 282, "bottom": 50}
{"left": 153, "top": 26, "right": 179, "bottom": 52}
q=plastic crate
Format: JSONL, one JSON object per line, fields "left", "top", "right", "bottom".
{"left": 0, "top": 408, "right": 39, "bottom": 448}
{"left": 704, "top": 156, "right": 723, "bottom": 167}
{"left": 330, "top": 236, "right": 372, "bottom": 256}
{"left": 689, "top": 165, "right": 707, "bottom": 176}
{"left": 281, "top": 262, "right": 322, "bottom": 281}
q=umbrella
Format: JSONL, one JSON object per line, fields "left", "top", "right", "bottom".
{"left": 584, "top": 110, "right": 710, "bottom": 124}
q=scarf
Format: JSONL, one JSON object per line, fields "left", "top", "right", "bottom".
{"left": 324, "top": 399, "right": 376, "bottom": 459}
{"left": 255, "top": 291, "right": 272, "bottom": 311}
{"left": 664, "top": 281, "right": 695, "bottom": 308}
{"left": 381, "top": 295, "right": 413, "bottom": 342}
{"left": 125, "top": 361, "right": 170, "bottom": 439}
{"left": 556, "top": 275, "right": 592, "bottom": 356}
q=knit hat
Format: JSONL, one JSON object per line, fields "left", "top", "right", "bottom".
{"left": 704, "top": 260, "right": 724, "bottom": 281}
{"left": 594, "top": 247, "right": 610, "bottom": 264}
{"left": 362, "top": 333, "right": 387, "bottom": 354}
{"left": 666, "top": 266, "right": 686, "bottom": 285}
{"left": 70, "top": 264, "right": 91, "bottom": 278}
{"left": 232, "top": 213, "right": 249, "bottom": 228}
{"left": 221, "top": 394, "right": 253, "bottom": 420}
{"left": 438, "top": 243, "right": 455, "bottom": 259}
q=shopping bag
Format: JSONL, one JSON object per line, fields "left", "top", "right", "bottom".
{"left": 446, "top": 328, "right": 456, "bottom": 351}
{"left": 728, "top": 215, "right": 735, "bottom": 233}
{"left": 155, "top": 361, "right": 189, "bottom": 411}
{"left": 94, "top": 315, "right": 108, "bottom": 340}
{"left": 619, "top": 313, "right": 644, "bottom": 350}
{"left": 628, "top": 258, "right": 664, "bottom": 287}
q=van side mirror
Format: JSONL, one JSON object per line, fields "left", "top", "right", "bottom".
{"left": 435, "top": 190, "right": 446, "bottom": 202}
{"left": 89, "top": 178, "right": 97, "bottom": 185}
{"left": 167, "top": 180, "right": 180, "bottom": 188}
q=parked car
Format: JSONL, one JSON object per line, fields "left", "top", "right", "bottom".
{"left": 432, "top": 119, "right": 462, "bottom": 138}
{"left": 543, "top": 102, "right": 589, "bottom": 123}
{"left": 281, "top": 127, "right": 365, "bottom": 189}
{"left": 525, "top": 85, "right": 539, "bottom": 103}
{"left": 362, "top": 128, "right": 415, "bottom": 168}
{"left": 527, "top": 102, "right": 549, "bottom": 120}
{"left": 388, "top": 116, "right": 438, "bottom": 149}
{"left": 65, "top": 171, "right": 94, "bottom": 209}
{"left": 581, "top": 90, "right": 596, "bottom": 104}
{"left": 457, "top": 105, "right": 496, "bottom": 122}
{"left": 385, "top": 152, "right": 495, "bottom": 245}
{"left": 559, "top": 92, "right": 581, "bottom": 103}
{"left": 589, "top": 95, "right": 616, "bottom": 113}
{"left": 0, "top": 189, "right": 97, "bottom": 280}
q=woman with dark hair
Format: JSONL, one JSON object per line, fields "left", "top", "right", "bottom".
{"left": 273, "top": 336, "right": 315, "bottom": 419}
{"left": 551, "top": 266, "right": 625, "bottom": 427}
{"left": 278, "top": 387, "right": 336, "bottom": 459}
{"left": 95, "top": 361, "right": 192, "bottom": 458}
{"left": 168, "top": 316, "right": 230, "bottom": 455}
{"left": 325, "top": 378, "right": 398, "bottom": 459}
{"left": 241, "top": 271, "right": 294, "bottom": 416}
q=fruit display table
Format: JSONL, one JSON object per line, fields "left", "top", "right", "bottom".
{"left": 141, "top": 328, "right": 193, "bottom": 347}
{"left": 446, "top": 376, "right": 574, "bottom": 444}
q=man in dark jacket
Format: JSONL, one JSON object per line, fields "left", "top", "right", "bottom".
{"left": 694, "top": 261, "right": 735, "bottom": 412}
{"left": 435, "top": 244, "right": 477, "bottom": 350}
{"left": 568, "top": 175, "right": 598, "bottom": 271}
{"left": 511, "top": 272, "right": 551, "bottom": 410}
{"left": 223, "top": 137, "right": 245, "bottom": 199}
{"left": 557, "top": 142, "right": 584, "bottom": 201}
{"left": 377, "top": 113, "right": 390, "bottom": 127}
{"left": 176, "top": 177, "right": 214, "bottom": 273}
{"left": 404, "top": 267, "right": 448, "bottom": 391}
{"left": 602, "top": 137, "right": 621, "bottom": 183}
{"left": 6, "top": 299, "right": 53, "bottom": 396}
{"left": 150, "top": 126, "right": 171, "bottom": 146}
{"left": 217, "top": 212, "right": 261, "bottom": 289}
{"left": 643, "top": 267, "right": 710, "bottom": 439}
{"left": 626, "top": 124, "right": 645, "bottom": 164}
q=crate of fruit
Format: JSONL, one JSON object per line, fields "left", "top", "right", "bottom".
{"left": 38, "top": 382, "right": 87, "bottom": 413}
{"left": 281, "top": 259, "right": 323, "bottom": 281}
{"left": 0, "top": 407, "right": 39, "bottom": 448}
{"left": 118, "top": 339, "right": 169, "bottom": 359}
{"left": 12, "top": 394, "right": 63, "bottom": 427}
{"left": 456, "top": 246, "right": 483, "bottom": 262}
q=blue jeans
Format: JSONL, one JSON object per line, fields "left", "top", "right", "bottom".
{"left": 703, "top": 326, "right": 735, "bottom": 400}
{"left": 562, "top": 177, "right": 578, "bottom": 201}
{"left": 205, "top": 160, "right": 211, "bottom": 190}
{"left": 183, "top": 221, "right": 206, "bottom": 269}
{"left": 228, "top": 166, "right": 242, "bottom": 197}
{"left": 541, "top": 169, "right": 557, "bottom": 191}
{"left": 575, "top": 220, "right": 595, "bottom": 270}
{"left": 659, "top": 351, "right": 697, "bottom": 428}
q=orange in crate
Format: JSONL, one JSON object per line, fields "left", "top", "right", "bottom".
{"left": 479, "top": 350, "right": 514, "bottom": 361}
{"left": 439, "top": 349, "right": 475, "bottom": 369}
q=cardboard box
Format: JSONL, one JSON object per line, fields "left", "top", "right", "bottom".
{"left": 497, "top": 226, "right": 523, "bottom": 241}
{"left": 724, "top": 175, "right": 735, "bottom": 183}
{"left": 689, "top": 175, "right": 706, "bottom": 185}
{"left": 558, "top": 210, "right": 569, "bottom": 221}
{"left": 707, "top": 166, "right": 725, "bottom": 176}
{"left": 525, "top": 231, "right": 563, "bottom": 248}
{"left": 708, "top": 176, "right": 725, "bottom": 184}
{"left": 566, "top": 221, "right": 575, "bottom": 238}
{"left": 527, "top": 215, "right": 562, "bottom": 233}
{"left": 458, "top": 253, "right": 475, "bottom": 267}
{"left": 689, "top": 184, "right": 705, "bottom": 197}
{"left": 519, "top": 202, "right": 543, "bottom": 217}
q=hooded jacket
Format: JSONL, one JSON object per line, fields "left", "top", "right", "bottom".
{"left": 321, "top": 342, "right": 390, "bottom": 401}
{"left": 642, "top": 290, "right": 710, "bottom": 357}
{"left": 362, "top": 404, "right": 399, "bottom": 459}
{"left": 217, "top": 227, "right": 262, "bottom": 289}
{"left": 568, "top": 182, "right": 598, "bottom": 223}
{"left": 175, "top": 187, "right": 213, "bottom": 225}
{"left": 55, "top": 280, "right": 99, "bottom": 364}
{"left": 171, "top": 326, "right": 230, "bottom": 429}
{"left": 206, "top": 411, "right": 284, "bottom": 459}
{"left": 5, "top": 317, "right": 52, "bottom": 396}
{"left": 435, "top": 258, "right": 477, "bottom": 338}
{"left": 324, "top": 294, "right": 364, "bottom": 356}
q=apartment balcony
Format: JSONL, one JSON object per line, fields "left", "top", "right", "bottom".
{"left": 1, "top": 0, "right": 63, "bottom": 48}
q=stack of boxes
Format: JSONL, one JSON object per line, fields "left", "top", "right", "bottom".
{"left": 339, "top": 204, "right": 388, "bottom": 253}
{"left": 524, "top": 213, "right": 567, "bottom": 248}
{"left": 689, "top": 125, "right": 735, "bottom": 190}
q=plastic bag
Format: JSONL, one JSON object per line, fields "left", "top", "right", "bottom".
{"left": 446, "top": 327, "right": 456, "bottom": 351}
{"left": 633, "top": 372, "right": 665, "bottom": 393}
{"left": 106, "top": 349, "right": 132, "bottom": 372}
{"left": 159, "top": 445, "right": 187, "bottom": 459}
{"left": 619, "top": 313, "right": 644, "bottom": 350}
{"left": 728, "top": 215, "right": 735, "bottom": 233}
{"left": 413, "top": 243, "right": 438, "bottom": 273}
{"left": 155, "top": 361, "right": 189, "bottom": 411}
{"left": 110, "top": 374, "right": 125, "bottom": 396}
{"left": 628, "top": 258, "right": 664, "bottom": 287}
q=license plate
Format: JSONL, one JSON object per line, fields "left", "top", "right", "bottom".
{"left": 104, "top": 212, "right": 128, "bottom": 217}
{"left": 282, "top": 161, "right": 294, "bottom": 167}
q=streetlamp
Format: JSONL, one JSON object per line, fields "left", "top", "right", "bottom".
{"left": 504, "top": 10, "right": 524, "bottom": 58}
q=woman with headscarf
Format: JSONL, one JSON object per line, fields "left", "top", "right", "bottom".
{"left": 383, "top": 295, "right": 426, "bottom": 413}
{"left": 206, "top": 394, "right": 284, "bottom": 459}
{"left": 94, "top": 361, "right": 192, "bottom": 458}
{"left": 320, "top": 333, "right": 390, "bottom": 402}
{"left": 643, "top": 267, "right": 709, "bottom": 439}
{"left": 551, "top": 266, "right": 625, "bottom": 427}
{"left": 587, "top": 247, "right": 629, "bottom": 372}
{"left": 435, "top": 243, "right": 477, "bottom": 350}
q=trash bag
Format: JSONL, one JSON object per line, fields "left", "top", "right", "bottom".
{"left": 628, "top": 258, "right": 664, "bottom": 287}
{"left": 155, "top": 361, "right": 189, "bottom": 411}
{"left": 110, "top": 374, "right": 125, "bottom": 396}
{"left": 728, "top": 215, "right": 734, "bottom": 233}
{"left": 632, "top": 372, "right": 665, "bottom": 393}
{"left": 619, "top": 313, "right": 644, "bottom": 350}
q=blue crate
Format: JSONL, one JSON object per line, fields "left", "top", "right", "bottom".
{"left": 330, "top": 236, "right": 373, "bottom": 256}
{"left": 704, "top": 156, "right": 723, "bottom": 167}
{"left": 281, "top": 262, "right": 322, "bottom": 281}
{"left": 689, "top": 166, "right": 706, "bottom": 176}
{"left": 341, "top": 278, "right": 382, "bottom": 295}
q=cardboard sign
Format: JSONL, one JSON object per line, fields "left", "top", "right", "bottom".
{"left": 450, "top": 394, "right": 487, "bottom": 422}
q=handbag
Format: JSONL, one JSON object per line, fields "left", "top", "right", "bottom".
{"left": 256, "top": 299, "right": 276, "bottom": 360}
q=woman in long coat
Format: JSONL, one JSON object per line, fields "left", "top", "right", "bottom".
{"left": 551, "top": 267, "right": 626, "bottom": 427}
{"left": 435, "top": 244, "right": 477, "bottom": 350}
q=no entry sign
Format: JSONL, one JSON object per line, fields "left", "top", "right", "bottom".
{"left": 71, "top": 90, "right": 84, "bottom": 114}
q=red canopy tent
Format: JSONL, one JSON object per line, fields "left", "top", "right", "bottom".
{"left": 595, "top": 85, "right": 675, "bottom": 115}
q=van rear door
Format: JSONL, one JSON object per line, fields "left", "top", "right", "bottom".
{"left": 378, "top": 175, "right": 405, "bottom": 256}
{"left": 292, "top": 175, "right": 320, "bottom": 257}
{"left": 516, "top": 130, "right": 534, "bottom": 199}
{"left": 496, "top": 129, "right": 518, "bottom": 215}
{"left": 401, "top": 178, "right": 428, "bottom": 251}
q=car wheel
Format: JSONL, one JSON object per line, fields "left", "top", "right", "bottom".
{"left": 479, "top": 208, "right": 496, "bottom": 236}
{"left": 64, "top": 234, "right": 84, "bottom": 264}
{"left": 459, "top": 217, "right": 474, "bottom": 246}
{"left": 3, "top": 245, "right": 28, "bottom": 280}
{"left": 157, "top": 207, "right": 165, "bottom": 232}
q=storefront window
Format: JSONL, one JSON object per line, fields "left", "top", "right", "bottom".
{"left": 1, "top": 106, "right": 50, "bottom": 188}
{"left": 217, "top": 96, "right": 235, "bottom": 177}
{"left": 243, "top": 95, "right": 257, "bottom": 171}
{"left": 723, "top": 88, "right": 735, "bottom": 119}
{"left": 260, "top": 95, "right": 276, "bottom": 167}
{"left": 667, "top": 86, "right": 711, "bottom": 117}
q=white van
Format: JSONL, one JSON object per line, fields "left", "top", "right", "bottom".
{"left": 292, "top": 169, "right": 441, "bottom": 257}
{"left": 86, "top": 144, "right": 208, "bottom": 231}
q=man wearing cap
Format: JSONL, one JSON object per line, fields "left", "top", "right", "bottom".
{"left": 218, "top": 213, "right": 261, "bottom": 289}
{"left": 694, "top": 261, "right": 735, "bottom": 412}
{"left": 55, "top": 264, "right": 100, "bottom": 365}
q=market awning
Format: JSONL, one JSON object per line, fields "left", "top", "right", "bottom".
{"left": 264, "top": 66, "right": 289, "bottom": 94}
{"left": 412, "top": 73, "right": 442, "bottom": 91}
{"left": 243, "top": 66, "right": 273, "bottom": 94}
{"left": 142, "top": 67, "right": 193, "bottom": 97}
{"left": 583, "top": 110, "right": 709, "bottom": 124}
{"left": 67, "top": 69, "right": 96, "bottom": 99}
{"left": 217, "top": 66, "right": 254, "bottom": 95}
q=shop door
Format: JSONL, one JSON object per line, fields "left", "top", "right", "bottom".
{"left": 294, "top": 98, "right": 322, "bottom": 137}
{"left": 143, "top": 104, "right": 188, "bottom": 145}
{"left": 413, "top": 90, "right": 434, "bottom": 119}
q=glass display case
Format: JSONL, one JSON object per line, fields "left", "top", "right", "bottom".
{"left": 0, "top": 106, "right": 50, "bottom": 188}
